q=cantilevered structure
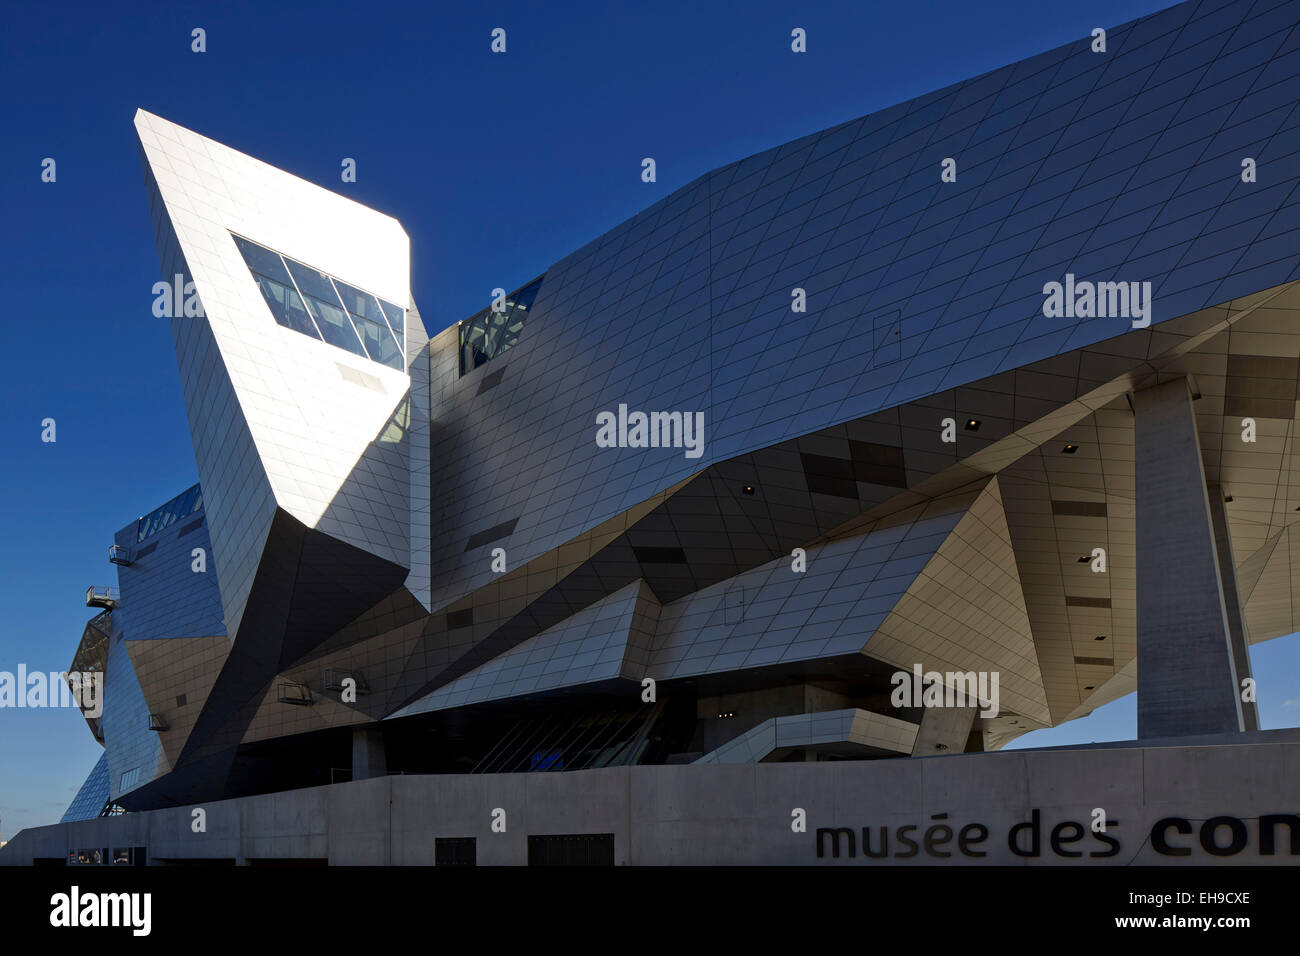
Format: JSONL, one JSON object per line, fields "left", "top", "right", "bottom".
{"left": 57, "top": 0, "right": 1300, "bottom": 828}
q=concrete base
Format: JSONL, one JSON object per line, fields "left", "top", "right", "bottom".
{"left": 4, "top": 730, "right": 1297, "bottom": 865}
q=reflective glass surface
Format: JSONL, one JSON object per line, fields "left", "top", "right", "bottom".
{"left": 136, "top": 483, "right": 203, "bottom": 542}
{"left": 458, "top": 277, "right": 543, "bottom": 375}
{"left": 333, "top": 277, "right": 388, "bottom": 327}
{"left": 334, "top": 278, "right": 405, "bottom": 370}
{"left": 232, "top": 234, "right": 406, "bottom": 370}
{"left": 378, "top": 299, "right": 406, "bottom": 342}
{"left": 283, "top": 257, "right": 341, "bottom": 303}
{"left": 283, "top": 258, "right": 367, "bottom": 357}
{"left": 61, "top": 752, "right": 110, "bottom": 822}
{"left": 355, "top": 312, "right": 403, "bottom": 369}
{"left": 302, "top": 290, "right": 368, "bottom": 357}
{"left": 233, "top": 235, "right": 293, "bottom": 285}
{"left": 255, "top": 274, "right": 318, "bottom": 337}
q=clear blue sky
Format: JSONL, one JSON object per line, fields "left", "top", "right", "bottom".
{"left": 1, "top": 0, "right": 1295, "bottom": 837}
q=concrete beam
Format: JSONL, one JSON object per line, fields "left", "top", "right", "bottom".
{"left": 911, "top": 705, "right": 977, "bottom": 756}
{"left": 1133, "top": 378, "right": 1244, "bottom": 738}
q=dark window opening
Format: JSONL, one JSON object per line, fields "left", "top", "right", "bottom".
{"left": 458, "top": 277, "right": 544, "bottom": 375}
{"left": 435, "top": 837, "right": 477, "bottom": 866}
{"left": 465, "top": 518, "right": 519, "bottom": 551}
{"left": 632, "top": 545, "right": 688, "bottom": 564}
{"left": 527, "top": 833, "right": 615, "bottom": 867}
{"left": 177, "top": 517, "right": 204, "bottom": 537}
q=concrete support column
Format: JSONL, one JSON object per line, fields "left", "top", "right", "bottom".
{"left": 352, "top": 726, "right": 387, "bottom": 780}
{"left": 1207, "top": 487, "right": 1260, "bottom": 731}
{"left": 1134, "top": 377, "right": 1244, "bottom": 738}
{"left": 911, "top": 705, "right": 977, "bottom": 755}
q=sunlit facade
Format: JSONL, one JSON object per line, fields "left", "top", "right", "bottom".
{"left": 39, "top": 0, "right": 1300, "bottom": 870}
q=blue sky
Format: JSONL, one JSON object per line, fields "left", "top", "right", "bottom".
{"left": 1, "top": 0, "right": 1296, "bottom": 836}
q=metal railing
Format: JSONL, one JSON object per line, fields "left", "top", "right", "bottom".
{"left": 85, "top": 586, "right": 120, "bottom": 609}
{"left": 277, "top": 681, "right": 313, "bottom": 706}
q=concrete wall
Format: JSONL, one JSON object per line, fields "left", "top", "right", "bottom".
{"left": 5, "top": 733, "right": 1297, "bottom": 865}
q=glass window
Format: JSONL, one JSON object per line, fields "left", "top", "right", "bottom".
{"left": 231, "top": 234, "right": 408, "bottom": 371}
{"left": 459, "top": 310, "right": 492, "bottom": 373}
{"left": 255, "top": 274, "right": 320, "bottom": 338}
{"left": 303, "top": 292, "right": 367, "bottom": 357}
{"left": 232, "top": 236, "right": 293, "bottom": 285}
{"left": 458, "top": 278, "right": 544, "bottom": 375}
{"left": 136, "top": 483, "right": 203, "bottom": 542}
{"left": 333, "top": 278, "right": 387, "bottom": 327}
{"left": 482, "top": 301, "right": 516, "bottom": 357}
{"left": 334, "top": 279, "right": 405, "bottom": 370}
{"left": 513, "top": 279, "right": 541, "bottom": 312}
{"left": 282, "top": 258, "right": 366, "bottom": 356}
{"left": 360, "top": 315, "right": 404, "bottom": 369}
{"left": 378, "top": 299, "right": 406, "bottom": 345}
{"left": 284, "top": 258, "right": 342, "bottom": 304}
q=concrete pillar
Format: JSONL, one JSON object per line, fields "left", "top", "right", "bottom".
{"left": 911, "top": 705, "right": 977, "bottom": 755}
{"left": 1207, "top": 487, "right": 1260, "bottom": 731}
{"left": 352, "top": 727, "right": 387, "bottom": 780}
{"left": 1133, "top": 378, "right": 1244, "bottom": 738}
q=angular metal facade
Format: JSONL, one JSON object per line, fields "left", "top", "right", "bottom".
{"left": 68, "top": 0, "right": 1300, "bottom": 812}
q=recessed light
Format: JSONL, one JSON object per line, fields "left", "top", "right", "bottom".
{"left": 1077, "top": 556, "right": 1090, "bottom": 563}
{"left": 1063, "top": 444, "right": 1078, "bottom": 454}
{"left": 1084, "top": 685, "right": 1094, "bottom": 691}
{"left": 1095, "top": 635, "right": 1107, "bottom": 641}
{"left": 742, "top": 485, "right": 755, "bottom": 496}
{"left": 964, "top": 419, "right": 980, "bottom": 431}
